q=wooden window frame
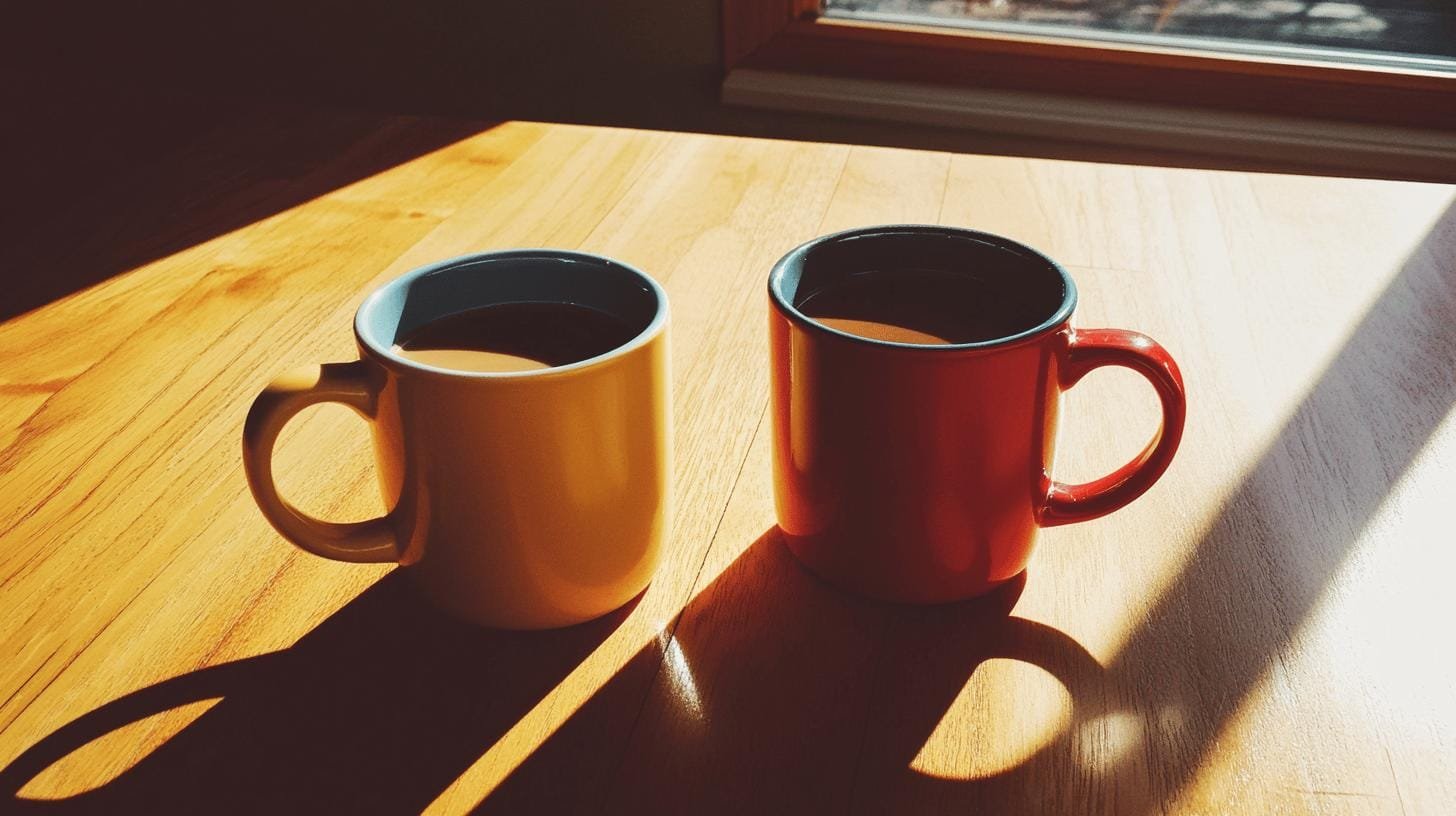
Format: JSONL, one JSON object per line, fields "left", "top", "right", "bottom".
{"left": 723, "top": 1, "right": 1456, "bottom": 131}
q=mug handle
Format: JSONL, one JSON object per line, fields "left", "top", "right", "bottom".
{"left": 242, "top": 361, "right": 400, "bottom": 562}
{"left": 1041, "top": 329, "right": 1186, "bottom": 527}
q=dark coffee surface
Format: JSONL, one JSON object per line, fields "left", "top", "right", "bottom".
{"left": 799, "top": 269, "right": 1043, "bottom": 345}
{"left": 393, "top": 302, "right": 637, "bottom": 372}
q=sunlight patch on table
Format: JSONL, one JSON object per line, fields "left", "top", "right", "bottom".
{"left": 1307, "top": 405, "right": 1456, "bottom": 759}
{"left": 910, "top": 658, "right": 1070, "bottom": 780}
{"left": 18, "top": 697, "right": 221, "bottom": 800}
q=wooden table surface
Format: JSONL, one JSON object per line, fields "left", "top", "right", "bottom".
{"left": 2, "top": 119, "right": 1454, "bottom": 815}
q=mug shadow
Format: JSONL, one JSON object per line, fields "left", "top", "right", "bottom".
{"left": 480, "top": 530, "right": 1104, "bottom": 814}
{"left": 0, "top": 571, "right": 632, "bottom": 815}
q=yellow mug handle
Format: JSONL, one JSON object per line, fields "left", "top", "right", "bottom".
{"left": 242, "top": 361, "right": 399, "bottom": 563}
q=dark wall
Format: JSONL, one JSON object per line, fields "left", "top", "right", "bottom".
{"left": 9, "top": 1, "right": 723, "bottom": 122}
{"left": 3, "top": 1, "right": 729, "bottom": 253}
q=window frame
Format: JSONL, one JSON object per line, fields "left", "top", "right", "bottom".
{"left": 722, "top": 1, "right": 1456, "bottom": 131}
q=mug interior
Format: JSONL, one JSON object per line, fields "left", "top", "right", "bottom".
{"left": 770, "top": 226, "right": 1076, "bottom": 349}
{"left": 356, "top": 250, "right": 666, "bottom": 375}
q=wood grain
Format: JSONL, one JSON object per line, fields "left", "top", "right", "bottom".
{"left": 1, "top": 119, "right": 1454, "bottom": 815}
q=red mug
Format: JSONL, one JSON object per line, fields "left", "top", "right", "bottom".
{"left": 769, "top": 225, "right": 1186, "bottom": 603}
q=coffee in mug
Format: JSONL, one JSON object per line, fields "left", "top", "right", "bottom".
{"left": 798, "top": 268, "right": 1044, "bottom": 345}
{"left": 392, "top": 302, "right": 639, "bottom": 373}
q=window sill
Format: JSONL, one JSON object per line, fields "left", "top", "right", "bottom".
{"left": 723, "top": 67, "right": 1456, "bottom": 180}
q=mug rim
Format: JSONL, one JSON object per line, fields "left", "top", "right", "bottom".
{"left": 768, "top": 225, "right": 1078, "bottom": 352}
{"left": 354, "top": 249, "right": 669, "bottom": 380}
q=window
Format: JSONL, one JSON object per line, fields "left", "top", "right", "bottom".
{"left": 723, "top": 0, "right": 1456, "bottom": 134}
{"left": 823, "top": 1, "right": 1456, "bottom": 73}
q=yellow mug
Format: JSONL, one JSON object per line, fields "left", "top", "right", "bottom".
{"left": 243, "top": 251, "right": 671, "bottom": 629}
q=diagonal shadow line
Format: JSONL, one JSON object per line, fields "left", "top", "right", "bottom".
{"left": 951, "top": 197, "right": 1456, "bottom": 810}
{"left": 1106, "top": 197, "right": 1456, "bottom": 809}
{"left": 1, "top": 99, "right": 493, "bottom": 323}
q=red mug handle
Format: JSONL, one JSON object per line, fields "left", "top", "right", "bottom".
{"left": 1041, "top": 328, "right": 1186, "bottom": 527}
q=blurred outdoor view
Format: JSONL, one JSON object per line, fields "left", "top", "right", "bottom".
{"left": 823, "top": 1, "right": 1456, "bottom": 69}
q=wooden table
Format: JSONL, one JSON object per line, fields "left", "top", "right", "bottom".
{"left": 2, "top": 119, "right": 1454, "bottom": 814}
